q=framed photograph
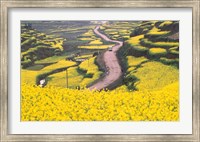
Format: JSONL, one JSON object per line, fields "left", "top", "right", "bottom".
{"left": 0, "top": 0, "right": 199, "bottom": 141}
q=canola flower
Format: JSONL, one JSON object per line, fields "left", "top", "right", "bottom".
{"left": 21, "top": 21, "right": 179, "bottom": 122}
{"left": 159, "top": 21, "right": 173, "bottom": 28}
{"left": 81, "top": 30, "right": 95, "bottom": 37}
{"left": 127, "top": 34, "right": 144, "bottom": 45}
{"left": 21, "top": 81, "right": 179, "bottom": 121}
{"left": 148, "top": 48, "right": 167, "bottom": 56}
{"left": 89, "top": 39, "right": 103, "bottom": 45}
{"left": 126, "top": 34, "right": 148, "bottom": 52}
{"left": 50, "top": 39, "right": 65, "bottom": 51}
{"left": 147, "top": 27, "right": 170, "bottom": 36}
{"left": 133, "top": 61, "right": 179, "bottom": 91}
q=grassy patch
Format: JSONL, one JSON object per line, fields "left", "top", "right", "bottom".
{"left": 35, "top": 55, "right": 66, "bottom": 64}
{"left": 47, "top": 67, "right": 84, "bottom": 88}
{"left": 75, "top": 54, "right": 93, "bottom": 59}
{"left": 26, "top": 65, "right": 44, "bottom": 71}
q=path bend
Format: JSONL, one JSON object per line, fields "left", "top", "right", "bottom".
{"left": 89, "top": 26, "right": 123, "bottom": 90}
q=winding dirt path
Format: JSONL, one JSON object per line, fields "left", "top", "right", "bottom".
{"left": 89, "top": 26, "right": 123, "bottom": 90}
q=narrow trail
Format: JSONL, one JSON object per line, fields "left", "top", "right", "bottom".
{"left": 89, "top": 26, "right": 123, "bottom": 90}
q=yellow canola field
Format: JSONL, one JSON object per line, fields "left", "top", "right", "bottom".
{"left": 134, "top": 61, "right": 178, "bottom": 91}
{"left": 21, "top": 81, "right": 179, "bottom": 121}
{"left": 127, "top": 34, "right": 144, "bottom": 45}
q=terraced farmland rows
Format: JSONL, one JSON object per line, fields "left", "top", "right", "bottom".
{"left": 21, "top": 21, "right": 179, "bottom": 121}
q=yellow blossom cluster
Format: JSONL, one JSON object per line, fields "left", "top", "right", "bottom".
{"left": 21, "top": 82, "right": 179, "bottom": 121}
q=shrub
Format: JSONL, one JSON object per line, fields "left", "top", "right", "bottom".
{"left": 160, "top": 57, "right": 179, "bottom": 67}
{"left": 169, "top": 49, "right": 179, "bottom": 55}
{"left": 84, "top": 73, "right": 93, "bottom": 78}
{"left": 124, "top": 74, "right": 139, "bottom": 91}
{"left": 21, "top": 59, "right": 34, "bottom": 69}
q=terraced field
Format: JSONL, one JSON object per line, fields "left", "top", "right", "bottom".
{"left": 78, "top": 29, "right": 114, "bottom": 50}
{"left": 21, "top": 21, "right": 103, "bottom": 88}
{"left": 21, "top": 21, "right": 179, "bottom": 121}
{"left": 118, "top": 21, "right": 179, "bottom": 91}
{"left": 99, "top": 21, "right": 139, "bottom": 40}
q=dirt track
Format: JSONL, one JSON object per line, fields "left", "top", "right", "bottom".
{"left": 89, "top": 26, "right": 123, "bottom": 90}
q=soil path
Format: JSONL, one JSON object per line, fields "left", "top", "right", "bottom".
{"left": 89, "top": 26, "right": 123, "bottom": 90}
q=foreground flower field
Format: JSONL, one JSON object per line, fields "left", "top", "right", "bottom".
{"left": 21, "top": 82, "right": 179, "bottom": 121}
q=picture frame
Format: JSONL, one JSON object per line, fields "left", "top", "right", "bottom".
{"left": 0, "top": 0, "right": 199, "bottom": 141}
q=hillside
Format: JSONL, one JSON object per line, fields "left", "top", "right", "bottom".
{"left": 21, "top": 21, "right": 179, "bottom": 121}
{"left": 116, "top": 21, "right": 179, "bottom": 91}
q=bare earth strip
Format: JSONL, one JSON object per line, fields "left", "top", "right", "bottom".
{"left": 89, "top": 26, "right": 123, "bottom": 90}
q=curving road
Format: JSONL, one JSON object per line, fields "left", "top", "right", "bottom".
{"left": 89, "top": 26, "right": 123, "bottom": 90}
